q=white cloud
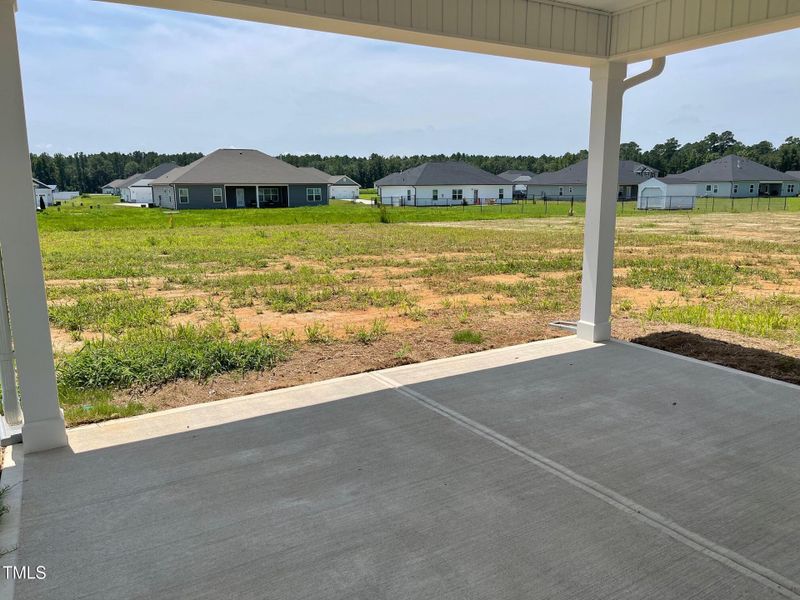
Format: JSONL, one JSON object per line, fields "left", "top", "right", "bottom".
{"left": 16, "top": 0, "right": 800, "bottom": 156}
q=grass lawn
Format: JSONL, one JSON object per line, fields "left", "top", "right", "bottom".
{"left": 35, "top": 197, "right": 800, "bottom": 425}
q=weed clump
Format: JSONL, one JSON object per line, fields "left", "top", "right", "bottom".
{"left": 58, "top": 324, "right": 289, "bottom": 389}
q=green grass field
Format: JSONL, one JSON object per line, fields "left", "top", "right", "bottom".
{"left": 29, "top": 196, "right": 800, "bottom": 425}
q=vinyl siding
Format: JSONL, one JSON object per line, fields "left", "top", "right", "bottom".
{"left": 175, "top": 185, "right": 227, "bottom": 210}
{"left": 288, "top": 185, "right": 329, "bottom": 207}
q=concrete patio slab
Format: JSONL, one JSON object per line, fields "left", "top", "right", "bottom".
{"left": 7, "top": 337, "right": 800, "bottom": 599}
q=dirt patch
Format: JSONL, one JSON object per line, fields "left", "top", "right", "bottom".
{"left": 119, "top": 312, "right": 571, "bottom": 412}
{"left": 613, "top": 286, "right": 685, "bottom": 309}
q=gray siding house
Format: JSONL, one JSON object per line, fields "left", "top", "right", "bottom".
{"left": 526, "top": 160, "right": 658, "bottom": 200}
{"left": 149, "top": 149, "right": 330, "bottom": 210}
{"left": 676, "top": 155, "right": 798, "bottom": 197}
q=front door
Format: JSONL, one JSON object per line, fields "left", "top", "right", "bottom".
{"left": 236, "top": 188, "right": 245, "bottom": 208}
{"left": 473, "top": 189, "right": 479, "bottom": 204}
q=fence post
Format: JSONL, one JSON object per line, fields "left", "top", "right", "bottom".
{"left": 730, "top": 197, "right": 734, "bottom": 212}
{"left": 768, "top": 196, "right": 771, "bottom": 211}
{"left": 711, "top": 197, "right": 715, "bottom": 212}
{"left": 750, "top": 196, "right": 754, "bottom": 212}
{"left": 784, "top": 196, "right": 787, "bottom": 211}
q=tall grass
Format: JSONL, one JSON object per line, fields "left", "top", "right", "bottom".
{"left": 57, "top": 324, "right": 290, "bottom": 389}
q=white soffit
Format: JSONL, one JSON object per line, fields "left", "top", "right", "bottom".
{"left": 98, "top": 0, "right": 800, "bottom": 66}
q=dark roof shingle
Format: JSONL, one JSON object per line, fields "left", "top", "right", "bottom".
{"left": 528, "top": 159, "right": 658, "bottom": 186}
{"left": 151, "top": 150, "right": 330, "bottom": 186}
{"left": 678, "top": 155, "right": 793, "bottom": 182}
{"left": 375, "top": 162, "right": 509, "bottom": 186}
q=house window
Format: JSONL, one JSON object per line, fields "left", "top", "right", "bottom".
{"left": 178, "top": 188, "right": 189, "bottom": 204}
{"left": 499, "top": 188, "right": 504, "bottom": 199}
{"left": 749, "top": 184, "right": 755, "bottom": 194}
{"left": 713, "top": 184, "right": 719, "bottom": 193}
{"left": 705, "top": 184, "right": 712, "bottom": 192}
{"left": 568, "top": 186, "right": 573, "bottom": 194}
{"left": 212, "top": 187, "right": 223, "bottom": 203}
{"left": 258, "top": 187, "right": 280, "bottom": 205}
{"left": 558, "top": 187, "right": 564, "bottom": 196}
{"left": 733, "top": 184, "right": 738, "bottom": 194}
{"left": 788, "top": 184, "right": 796, "bottom": 194}
{"left": 306, "top": 187, "right": 322, "bottom": 203}
{"left": 432, "top": 189, "right": 438, "bottom": 200}
{"left": 452, "top": 189, "right": 463, "bottom": 201}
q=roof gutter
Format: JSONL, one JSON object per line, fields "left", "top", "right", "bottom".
{"left": 621, "top": 57, "right": 666, "bottom": 93}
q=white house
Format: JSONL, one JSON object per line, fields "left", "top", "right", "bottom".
{"left": 637, "top": 176, "right": 696, "bottom": 209}
{"left": 329, "top": 175, "right": 361, "bottom": 199}
{"left": 32, "top": 178, "right": 53, "bottom": 208}
{"left": 375, "top": 162, "right": 513, "bottom": 206}
{"left": 122, "top": 163, "right": 179, "bottom": 204}
{"left": 117, "top": 173, "right": 143, "bottom": 202}
{"left": 298, "top": 167, "right": 361, "bottom": 200}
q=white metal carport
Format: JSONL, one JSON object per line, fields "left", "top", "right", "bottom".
{"left": 1, "top": 0, "right": 799, "bottom": 453}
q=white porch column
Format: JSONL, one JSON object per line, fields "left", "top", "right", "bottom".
{"left": 0, "top": 0, "right": 68, "bottom": 451}
{"left": 576, "top": 61, "right": 627, "bottom": 342}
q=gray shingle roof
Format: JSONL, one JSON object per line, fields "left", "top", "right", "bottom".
{"left": 656, "top": 175, "right": 693, "bottom": 184}
{"left": 677, "top": 155, "right": 793, "bottom": 182}
{"left": 498, "top": 170, "right": 537, "bottom": 183}
{"left": 298, "top": 167, "right": 361, "bottom": 187}
{"left": 117, "top": 173, "right": 144, "bottom": 189}
{"left": 102, "top": 179, "right": 125, "bottom": 188}
{"left": 150, "top": 150, "right": 330, "bottom": 186}
{"left": 785, "top": 171, "right": 800, "bottom": 180}
{"left": 131, "top": 162, "right": 180, "bottom": 184}
{"left": 528, "top": 160, "right": 658, "bottom": 186}
{"left": 375, "top": 162, "right": 509, "bottom": 186}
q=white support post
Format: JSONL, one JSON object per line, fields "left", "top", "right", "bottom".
{"left": 0, "top": 251, "right": 23, "bottom": 426}
{"left": 576, "top": 61, "right": 627, "bottom": 342}
{"left": 0, "top": 0, "right": 68, "bottom": 452}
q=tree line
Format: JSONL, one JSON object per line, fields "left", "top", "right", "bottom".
{"left": 29, "top": 132, "right": 800, "bottom": 192}
{"left": 29, "top": 151, "right": 203, "bottom": 194}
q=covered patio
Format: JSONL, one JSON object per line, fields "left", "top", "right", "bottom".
{"left": 6, "top": 337, "right": 800, "bottom": 598}
{"left": 1, "top": 0, "right": 799, "bottom": 596}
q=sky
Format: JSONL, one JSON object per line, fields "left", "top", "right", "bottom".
{"left": 15, "top": 0, "right": 800, "bottom": 157}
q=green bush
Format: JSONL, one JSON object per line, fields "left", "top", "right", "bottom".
{"left": 58, "top": 325, "right": 289, "bottom": 389}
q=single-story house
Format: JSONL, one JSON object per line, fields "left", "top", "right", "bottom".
{"left": 299, "top": 167, "right": 361, "bottom": 200}
{"left": 784, "top": 171, "right": 800, "bottom": 186}
{"left": 115, "top": 173, "right": 144, "bottom": 202}
{"left": 498, "top": 170, "right": 537, "bottom": 198}
{"left": 526, "top": 160, "right": 658, "bottom": 200}
{"left": 375, "top": 161, "right": 513, "bottom": 206}
{"left": 32, "top": 178, "right": 54, "bottom": 208}
{"left": 126, "top": 162, "right": 179, "bottom": 204}
{"left": 674, "top": 155, "right": 798, "bottom": 197}
{"left": 637, "top": 176, "right": 697, "bottom": 209}
{"left": 101, "top": 179, "right": 125, "bottom": 195}
{"left": 149, "top": 149, "right": 330, "bottom": 210}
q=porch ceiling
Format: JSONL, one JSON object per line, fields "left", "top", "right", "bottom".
{"left": 9, "top": 337, "right": 800, "bottom": 599}
{"left": 98, "top": 0, "right": 800, "bottom": 66}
